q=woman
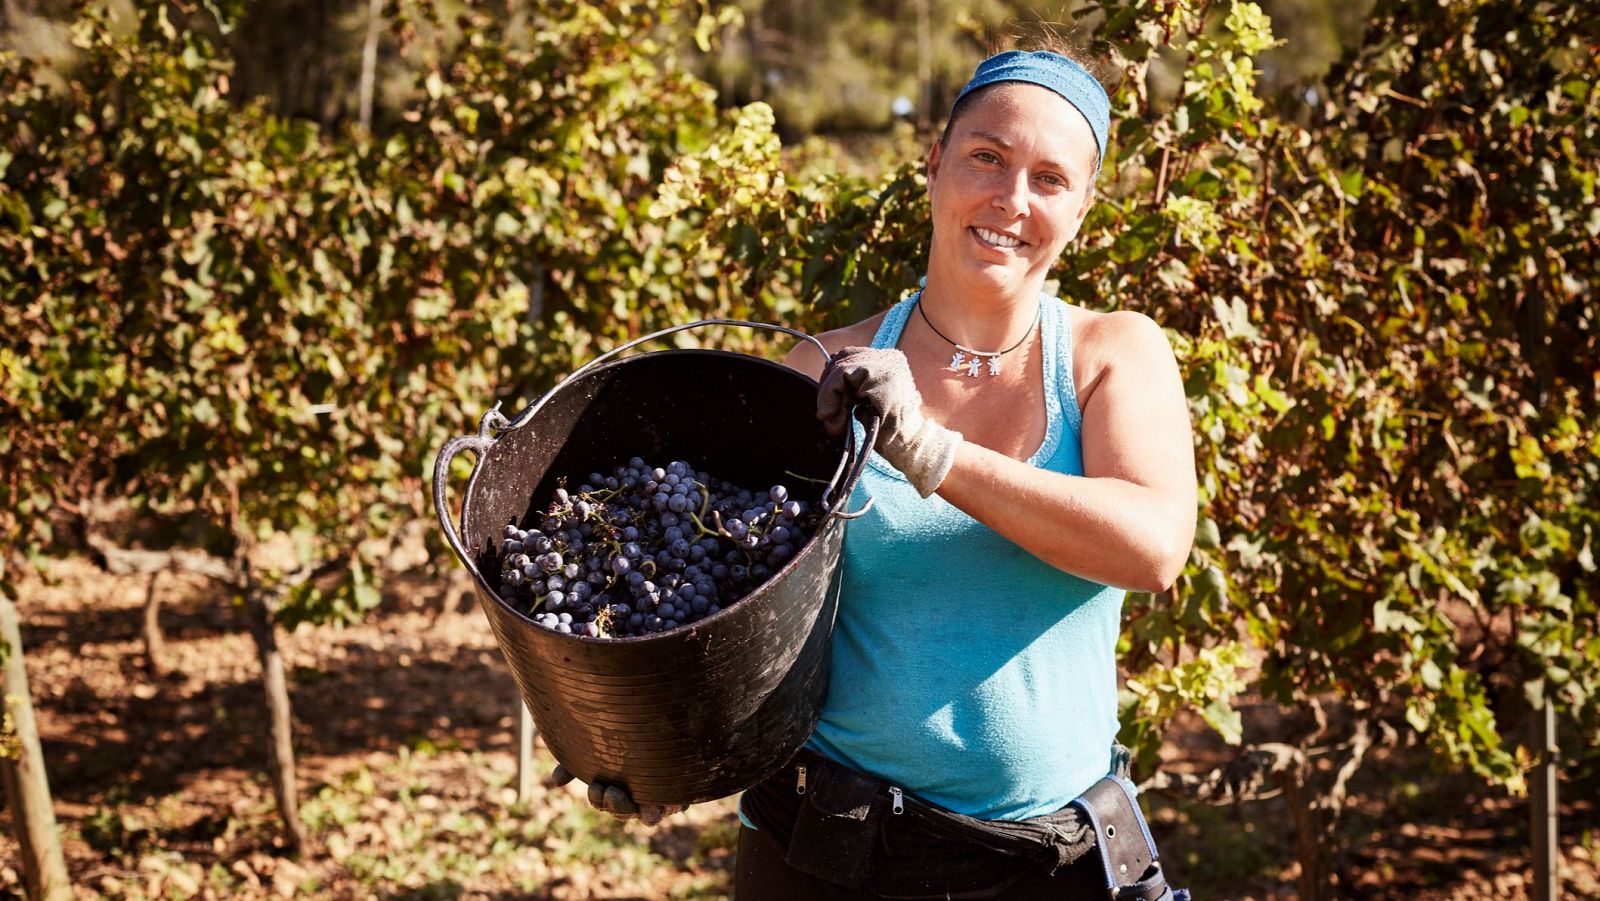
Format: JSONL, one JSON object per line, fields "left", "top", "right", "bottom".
{"left": 564, "top": 40, "right": 1196, "bottom": 900}
{"left": 735, "top": 42, "right": 1197, "bottom": 899}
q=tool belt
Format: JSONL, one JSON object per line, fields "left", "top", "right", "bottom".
{"left": 741, "top": 748, "right": 1189, "bottom": 900}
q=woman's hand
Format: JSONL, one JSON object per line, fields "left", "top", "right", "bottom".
{"left": 817, "top": 347, "right": 962, "bottom": 497}
{"left": 550, "top": 765, "right": 685, "bottom": 827}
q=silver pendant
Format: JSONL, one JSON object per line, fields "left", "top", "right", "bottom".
{"left": 951, "top": 347, "right": 1000, "bottom": 379}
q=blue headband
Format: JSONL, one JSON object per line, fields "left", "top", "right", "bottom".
{"left": 951, "top": 50, "right": 1111, "bottom": 174}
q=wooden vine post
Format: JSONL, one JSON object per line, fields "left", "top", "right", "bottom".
{"left": 518, "top": 702, "right": 537, "bottom": 803}
{"left": 1530, "top": 702, "right": 1558, "bottom": 900}
{"left": 0, "top": 596, "right": 72, "bottom": 901}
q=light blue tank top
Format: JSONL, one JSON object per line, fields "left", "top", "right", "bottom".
{"left": 807, "top": 292, "right": 1125, "bottom": 820}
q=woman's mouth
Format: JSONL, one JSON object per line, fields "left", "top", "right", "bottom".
{"left": 972, "top": 226, "right": 1025, "bottom": 250}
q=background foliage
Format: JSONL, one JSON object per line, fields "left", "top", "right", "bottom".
{"left": 2, "top": 0, "right": 1596, "bottom": 892}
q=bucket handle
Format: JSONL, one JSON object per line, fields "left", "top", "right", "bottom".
{"left": 824, "top": 413, "right": 879, "bottom": 521}
{"left": 502, "top": 318, "right": 872, "bottom": 515}
{"left": 493, "top": 318, "right": 830, "bottom": 433}
{"left": 432, "top": 403, "right": 514, "bottom": 578}
{"left": 431, "top": 318, "right": 876, "bottom": 575}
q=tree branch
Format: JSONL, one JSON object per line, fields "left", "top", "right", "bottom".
{"left": 1139, "top": 742, "right": 1306, "bottom": 804}
{"left": 84, "top": 529, "right": 236, "bottom": 584}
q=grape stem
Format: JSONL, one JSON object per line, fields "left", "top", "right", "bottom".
{"left": 691, "top": 508, "right": 729, "bottom": 540}
{"left": 686, "top": 480, "right": 724, "bottom": 539}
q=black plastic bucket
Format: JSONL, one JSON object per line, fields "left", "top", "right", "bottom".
{"left": 432, "top": 320, "right": 875, "bottom": 806}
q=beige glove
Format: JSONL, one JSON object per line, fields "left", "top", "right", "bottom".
{"left": 817, "top": 346, "right": 962, "bottom": 498}
{"left": 551, "top": 764, "right": 684, "bottom": 827}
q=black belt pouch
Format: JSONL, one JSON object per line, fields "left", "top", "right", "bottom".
{"left": 1073, "top": 776, "right": 1186, "bottom": 900}
{"left": 784, "top": 760, "right": 887, "bottom": 889}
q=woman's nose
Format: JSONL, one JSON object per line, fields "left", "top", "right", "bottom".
{"left": 991, "top": 170, "right": 1030, "bottom": 219}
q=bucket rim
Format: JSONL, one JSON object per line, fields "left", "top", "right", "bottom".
{"left": 439, "top": 346, "right": 867, "bottom": 646}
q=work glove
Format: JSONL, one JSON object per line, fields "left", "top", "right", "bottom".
{"left": 550, "top": 764, "right": 685, "bottom": 827}
{"left": 817, "top": 346, "right": 962, "bottom": 498}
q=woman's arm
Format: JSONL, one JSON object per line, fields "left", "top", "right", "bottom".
{"left": 936, "top": 311, "right": 1196, "bottom": 593}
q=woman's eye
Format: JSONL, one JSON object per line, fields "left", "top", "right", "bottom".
{"left": 1037, "top": 173, "right": 1067, "bottom": 189}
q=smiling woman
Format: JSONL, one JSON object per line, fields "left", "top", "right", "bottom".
{"left": 735, "top": 37, "right": 1193, "bottom": 901}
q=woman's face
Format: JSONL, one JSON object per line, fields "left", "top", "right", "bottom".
{"left": 926, "top": 83, "right": 1098, "bottom": 300}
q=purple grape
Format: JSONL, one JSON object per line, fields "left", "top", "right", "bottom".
{"left": 497, "top": 455, "right": 826, "bottom": 637}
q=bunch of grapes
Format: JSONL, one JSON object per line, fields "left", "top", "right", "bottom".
{"left": 495, "top": 457, "right": 821, "bottom": 638}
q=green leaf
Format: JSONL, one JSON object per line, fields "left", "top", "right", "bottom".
{"left": 1337, "top": 169, "right": 1364, "bottom": 199}
{"left": 1419, "top": 658, "right": 1443, "bottom": 691}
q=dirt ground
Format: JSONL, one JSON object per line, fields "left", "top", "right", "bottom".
{"left": 4, "top": 556, "right": 1597, "bottom": 899}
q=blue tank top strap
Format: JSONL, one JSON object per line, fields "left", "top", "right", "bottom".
{"left": 870, "top": 295, "right": 917, "bottom": 350}
{"left": 1034, "top": 298, "right": 1065, "bottom": 466}
{"left": 1047, "top": 296, "right": 1085, "bottom": 441}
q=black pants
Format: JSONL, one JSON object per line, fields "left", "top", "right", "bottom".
{"left": 735, "top": 823, "right": 1107, "bottom": 901}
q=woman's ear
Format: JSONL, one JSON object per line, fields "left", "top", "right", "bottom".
{"left": 1075, "top": 185, "right": 1095, "bottom": 227}
{"left": 926, "top": 138, "right": 944, "bottom": 184}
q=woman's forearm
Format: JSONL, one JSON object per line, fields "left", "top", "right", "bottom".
{"left": 936, "top": 441, "right": 1194, "bottom": 593}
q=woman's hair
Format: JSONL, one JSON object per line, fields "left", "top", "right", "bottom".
{"left": 940, "top": 24, "right": 1115, "bottom": 159}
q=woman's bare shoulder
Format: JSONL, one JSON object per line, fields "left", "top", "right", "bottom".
{"left": 1065, "top": 304, "right": 1177, "bottom": 407}
{"left": 782, "top": 314, "right": 888, "bottom": 380}
{"left": 1069, "top": 304, "right": 1166, "bottom": 345}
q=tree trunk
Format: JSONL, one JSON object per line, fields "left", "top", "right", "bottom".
{"left": 242, "top": 590, "right": 309, "bottom": 855}
{"left": 142, "top": 570, "right": 165, "bottom": 676}
{"left": 915, "top": 0, "right": 932, "bottom": 130}
{"left": 357, "top": 0, "right": 383, "bottom": 132}
{"left": 0, "top": 596, "right": 73, "bottom": 901}
{"left": 1281, "top": 755, "right": 1327, "bottom": 901}
{"left": 747, "top": 6, "right": 763, "bottom": 103}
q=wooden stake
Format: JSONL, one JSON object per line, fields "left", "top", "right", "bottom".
{"left": 1530, "top": 701, "right": 1559, "bottom": 901}
{"left": 0, "top": 596, "right": 73, "bottom": 901}
{"left": 517, "top": 701, "right": 537, "bottom": 803}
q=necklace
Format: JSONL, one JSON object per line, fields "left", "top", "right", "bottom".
{"left": 915, "top": 293, "right": 1040, "bottom": 379}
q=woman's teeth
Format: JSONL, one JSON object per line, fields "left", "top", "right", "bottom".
{"left": 975, "top": 227, "right": 1022, "bottom": 248}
